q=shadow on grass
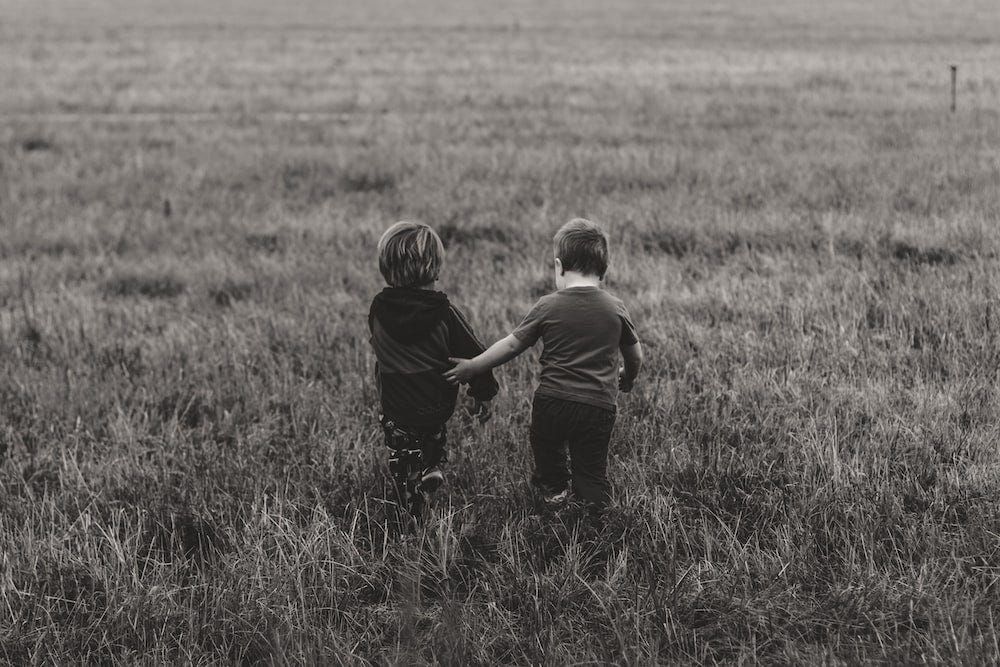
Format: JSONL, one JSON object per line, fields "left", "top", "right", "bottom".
{"left": 101, "top": 272, "right": 186, "bottom": 299}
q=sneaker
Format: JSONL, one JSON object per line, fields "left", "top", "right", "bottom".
{"left": 543, "top": 488, "right": 570, "bottom": 506}
{"left": 419, "top": 467, "right": 444, "bottom": 494}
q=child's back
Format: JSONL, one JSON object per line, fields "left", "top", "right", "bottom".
{"left": 512, "top": 286, "right": 636, "bottom": 411}
{"left": 444, "top": 218, "right": 642, "bottom": 512}
{"left": 370, "top": 286, "right": 497, "bottom": 428}
{"left": 368, "top": 221, "right": 497, "bottom": 517}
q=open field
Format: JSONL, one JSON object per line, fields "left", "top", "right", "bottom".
{"left": 2, "top": 0, "right": 1000, "bottom": 663}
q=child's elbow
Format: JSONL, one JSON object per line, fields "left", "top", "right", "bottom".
{"left": 505, "top": 334, "right": 528, "bottom": 354}
{"left": 624, "top": 341, "right": 643, "bottom": 370}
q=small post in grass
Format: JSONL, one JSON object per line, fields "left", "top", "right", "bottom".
{"left": 950, "top": 64, "right": 957, "bottom": 112}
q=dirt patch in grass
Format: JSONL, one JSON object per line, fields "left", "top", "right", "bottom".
{"left": 339, "top": 167, "right": 397, "bottom": 194}
{"left": 641, "top": 227, "right": 701, "bottom": 258}
{"left": 245, "top": 232, "right": 283, "bottom": 253}
{"left": 641, "top": 226, "right": 965, "bottom": 267}
{"left": 438, "top": 223, "right": 515, "bottom": 248}
{"left": 155, "top": 389, "right": 216, "bottom": 430}
{"left": 279, "top": 159, "right": 398, "bottom": 202}
{"left": 101, "top": 272, "right": 186, "bottom": 299}
{"left": 139, "top": 509, "right": 230, "bottom": 565}
{"left": 280, "top": 160, "right": 339, "bottom": 201}
{"left": 21, "top": 559, "right": 107, "bottom": 621}
{"left": 96, "top": 343, "right": 145, "bottom": 378}
{"left": 641, "top": 227, "right": 811, "bottom": 261}
{"left": 21, "top": 136, "right": 54, "bottom": 152}
{"left": 593, "top": 172, "right": 670, "bottom": 195}
{"left": 886, "top": 240, "right": 961, "bottom": 267}
{"left": 209, "top": 280, "right": 255, "bottom": 307}
{"left": 20, "top": 456, "right": 61, "bottom": 495}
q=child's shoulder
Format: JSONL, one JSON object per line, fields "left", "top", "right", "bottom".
{"left": 436, "top": 294, "right": 483, "bottom": 331}
{"left": 600, "top": 290, "right": 634, "bottom": 318}
{"left": 532, "top": 288, "right": 625, "bottom": 319}
{"left": 596, "top": 287, "right": 624, "bottom": 301}
{"left": 525, "top": 290, "right": 563, "bottom": 315}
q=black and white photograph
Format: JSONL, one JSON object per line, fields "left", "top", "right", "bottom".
{"left": 1, "top": 0, "right": 999, "bottom": 663}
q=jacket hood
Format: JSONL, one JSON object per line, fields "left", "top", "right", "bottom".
{"left": 370, "top": 287, "right": 451, "bottom": 344}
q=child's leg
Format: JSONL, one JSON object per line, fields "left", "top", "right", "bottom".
{"left": 419, "top": 425, "right": 448, "bottom": 471}
{"left": 418, "top": 425, "right": 447, "bottom": 493}
{"left": 382, "top": 418, "right": 421, "bottom": 512}
{"left": 567, "top": 406, "right": 616, "bottom": 510}
{"left": 381, "top": 418, "right": 445, "bottom": 515}
{"left": 529, "top": 395, "right": 571, "bottom": 494}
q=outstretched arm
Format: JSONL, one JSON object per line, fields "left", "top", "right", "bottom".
{"left": 618, "top": 341, "right": 643, "bottom": 392}
{"left": 446, "top": 304, "right": 500, "bottom": 402}
{"left": 444, "top": 334, "right": 529, "bottom": 385}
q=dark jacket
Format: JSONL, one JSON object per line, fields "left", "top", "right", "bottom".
{"left": 368, "top": 287, "right": 499, "bottom": 428}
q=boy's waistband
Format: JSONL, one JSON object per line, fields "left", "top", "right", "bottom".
{"left": 534, "top": 388, "right": 617, "bottom": 412}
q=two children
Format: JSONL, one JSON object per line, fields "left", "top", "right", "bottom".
{"left": 369, "top": 218, "right": 642, "bottom": 515}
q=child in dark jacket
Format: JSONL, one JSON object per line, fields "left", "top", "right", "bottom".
{"left": 368, "top": 221, "right": 498, "bottom": 516}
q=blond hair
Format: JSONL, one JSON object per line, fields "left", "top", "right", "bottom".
{"left": 377, "top": 221, "right": 445, "bottom": 287}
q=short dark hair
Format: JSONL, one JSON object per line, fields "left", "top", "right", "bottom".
{"left": 377, "top": 221, "right": 445, "bottom": 287}
{"left": 554, "top": 218, "right": 609, "bottom": 279}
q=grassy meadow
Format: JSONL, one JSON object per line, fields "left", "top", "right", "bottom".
{"left": 2, "top": 0, "right": 1000, "bottom": 662}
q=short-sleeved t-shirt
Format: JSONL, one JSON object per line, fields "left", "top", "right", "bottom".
{"left": 511, "top": 286, "right": 639, "bottom": 410}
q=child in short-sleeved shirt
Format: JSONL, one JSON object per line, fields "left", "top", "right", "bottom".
{"left": 445, "top": 218, "right": 642, "bottom": 511}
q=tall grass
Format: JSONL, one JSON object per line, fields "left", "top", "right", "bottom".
{"left": 2, "top": 0, "right": 1000, "bottom": 662}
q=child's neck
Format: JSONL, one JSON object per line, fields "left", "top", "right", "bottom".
{"left": 561, "top": 272, "right": 601, "bottom": 289}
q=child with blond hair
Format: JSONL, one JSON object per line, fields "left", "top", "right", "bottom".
{"left": 369, "top": 221, "right": 498, "bottom": 516}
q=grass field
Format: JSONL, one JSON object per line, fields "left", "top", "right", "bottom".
{"left": 3, "top": 0, "right": 1000, "bottom": 663}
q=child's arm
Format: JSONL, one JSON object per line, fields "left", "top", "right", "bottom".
{"left": 618, "top": 341, "right": 643, "bottom": 392}
{"left": 445, "top": 304, "right": 500, "bottom": 403}
{"left": 444, "top": 334, "right": 529, "bottom": 385}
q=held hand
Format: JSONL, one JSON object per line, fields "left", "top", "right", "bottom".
{"left": 443, "top": 357, "right": 478, "bottom": 385}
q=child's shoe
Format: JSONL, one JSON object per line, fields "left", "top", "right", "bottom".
{"left": 419, "top": 467, "right": 445, "bottom": 493}
{"left": 543, "top": 487, "right": 570, "bottom": 506}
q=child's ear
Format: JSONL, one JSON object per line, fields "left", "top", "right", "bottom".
{"left": 554, "top": 257, "right": 564, "bottom": 276}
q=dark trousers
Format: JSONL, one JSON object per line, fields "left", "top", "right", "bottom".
{"left": 380, "top": 417, "right": 448, "bottom": 470}
{"left": 380, "top": 416, "right": 448, "bottom": 517}
{"left": 529, "top": 394, "right": 616, "bottom": 509}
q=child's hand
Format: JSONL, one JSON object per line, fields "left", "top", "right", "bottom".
{"left": 444, "top": 357, "right": 478, "bottom": 385}
{"left": 618, "top": 366, "right": 634, "bottom": 393}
